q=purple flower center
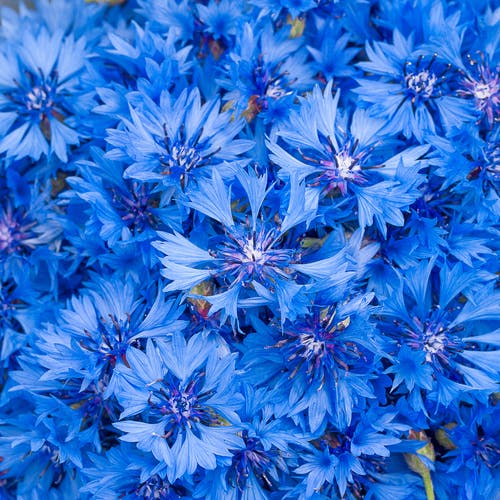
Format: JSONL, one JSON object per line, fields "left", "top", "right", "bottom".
{"left": 402, "top": 315, "right": 463, "bottom": 366}
{"left": 300, "top": 137, "right": 371, "bottom": 196}
{"left": 405, "top": 70, "right": 438, "bottom": 98}
{"left": 271, "top": 308, "right": 360, "bottom": 383}
{"left": 25, "top": 84, "right": 54, "bottom": 112}
{"left": 113, "top": 183, "right": 158, "bottom": 234}
{"left": 402, "top": 55, "right": 449, "bottom": 103}
{"left": 0, "top": 206, "right": 35, "bottom": 255}
{"left": 160, "top": 123, "right": 210, "bottom": 187}
{"left": 80, "top": 313, "right": 137, "bottom": 370}
{"left": 216, "top": 226, "right": 295, "bottom": 286}
{"left": 148, "top": 372, "right": 221, "bottom": 442}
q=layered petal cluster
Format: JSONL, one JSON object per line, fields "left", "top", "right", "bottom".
{"left": 154, "top": 169, "right": 352, "bottom": 325}
{"left": 0, "top": 0, "right": 498, "bottom": 499}
{"left": 379, "top": 260, "right": 500, "bottom": 411}
{"left": 268, "top": 81, "right": 429, "bottom": 236}
{"left": 0, "top": 28, "right": 96, "bottom": 161}
{"left": 113, "top": 333, "right": 244, "bottom": 481}
{"left": 106, "top": 87, "right": 253, "bottom": 191}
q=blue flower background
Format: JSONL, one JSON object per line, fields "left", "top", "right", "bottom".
{"left": 0, "top": 0, "right": 498, "bottom": 498}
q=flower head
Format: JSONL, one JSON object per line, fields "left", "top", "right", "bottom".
{"left": 354, "top": 31, "right": 475, "bottom": 141}
{"left": 106, "top": 87, "right": 253, "bottom": 191}
{"left": 154, "top": 169, "right": 352, "bottom": 326}
{"left": 219, "top": 21, "right": 314, "bottom": 124}
{"left": 0, "top": 29, "right": 94, "bottom": 161}
{"left": 24, "top": 277, "right": 184, "bottom": 395}
{"left": 113, "top": 333, "right": 244, "bottom": 481}
{"left": 379, "top": 260, "right": 500, "bottom": 410}
{"left": 268, "top": 81, "right": 428, "bottom": 236}
{"left": 68, "top": 147, "right": 182, "bottom": 267}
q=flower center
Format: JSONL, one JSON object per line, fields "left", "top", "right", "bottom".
{"left": 230, "top": 433, "right": 274, "bottom": 491}
{"left": 407, "top": 318, "right": 463, "bottom": 364}
{"left": 166, "top": 390, "right": 196, "bottom": 421}
{"left": 113, "top": 184, "right": 158, "bottom": 234}
{"left": 473, "top": 81, "right": 498, "bottom": 100}
{"left": 169, "top": 144, "right": 202, "bottom": 172}
{"left": 148, "top": 373, "right": 221, "bottom": 443}
{"left": 242, "top": 237, "right": 266, "bottom": 264}
{"left": 0, "top": 207, "right": 35, "bottom": 255}
{"left": 26, "top": 84, "right": 54, "bottom": 112}
{"left": 300, "top": 333, "right": 326, "bottom": 358}
{"left": 405, "top": 70, "right": 438, "bottom": 98}
{"left": 301, "top": 137, "right": 370, "bottom": 196}
{"left": 334, "top": 150, "right": 360, "bottom": 180}
{"left": 271, "top": 310, "right": 356, "bottom": 382}
{"left": 80, "top": 313, "right": 137, "bottom": 370}
{"left": 423, "top": 330, "right": 447, "bottom": 362}
{"left": 217, "top": 227, "right": 294, "bottom": 286}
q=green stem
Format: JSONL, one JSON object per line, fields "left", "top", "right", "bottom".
{"left": 422, "top": 470, "right": 435, "bottom": 500}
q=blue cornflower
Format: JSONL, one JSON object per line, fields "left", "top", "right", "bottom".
{"left": 218, "top": 21, "right": 314, "bottom": 124}
{"left": 10, "top": 278, "right": 184, "bottom": 453}
{"left": 433, "top": 402, "right": 500, "bottom": 500}
{"left": 67, "top": 147, "right": 182, "bottom": 268}
{"left": 293, "top": 408, "right": 414, "bottom": 499}
{"left": 241, "top": 291, "right": 382, "bottom": 432}
{"left": 194, "top": 385, "right": 308, "bottom": 499}
{"left": 154, "top": 170, "right": 351, "bottom": 326}
{"left": 82, "top": 443, "right": 192, "bottom": 499}
{"left": 354, "top": 30, "right": 476, "bottom": 141}
{"left": 379, "top": 260, "right": 500, "bottom": 411}
{"left": 106, "top": 87, "right": 253, "bottom": 190}
{"left": 113, "top": 333, "right": 244, "bottom": 481}
{"left": 268, "top": 81, "right": 428, "bottom": 236}
{"left": 23, "top": 277, "right": 185, "bottom": 396}
{"left": 0, "top": 402, "right": 84, "bottom": 498}
{"left": 0, "top": 29, "right": 95, "bottom": 162}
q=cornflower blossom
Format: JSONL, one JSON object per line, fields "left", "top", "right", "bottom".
{"left": 0, "top": 29, "right": 94, "bottom": 161}
{"left": 113, "top": 333, "right": 244, "bottom": 481}
{"left": 106, "top": 87, "right": 253, "bottom": 191}
{"left": 354, "top": 30, "right": 476, "bottom": 141}
{"left": 154, "top": 170, "right": 351, "bottom": 326}
{"left": 268, "top": 81, "right": 428, "bottom": 236}
{"left": 379, "top": 260, "right": 500, "bottom": 411}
